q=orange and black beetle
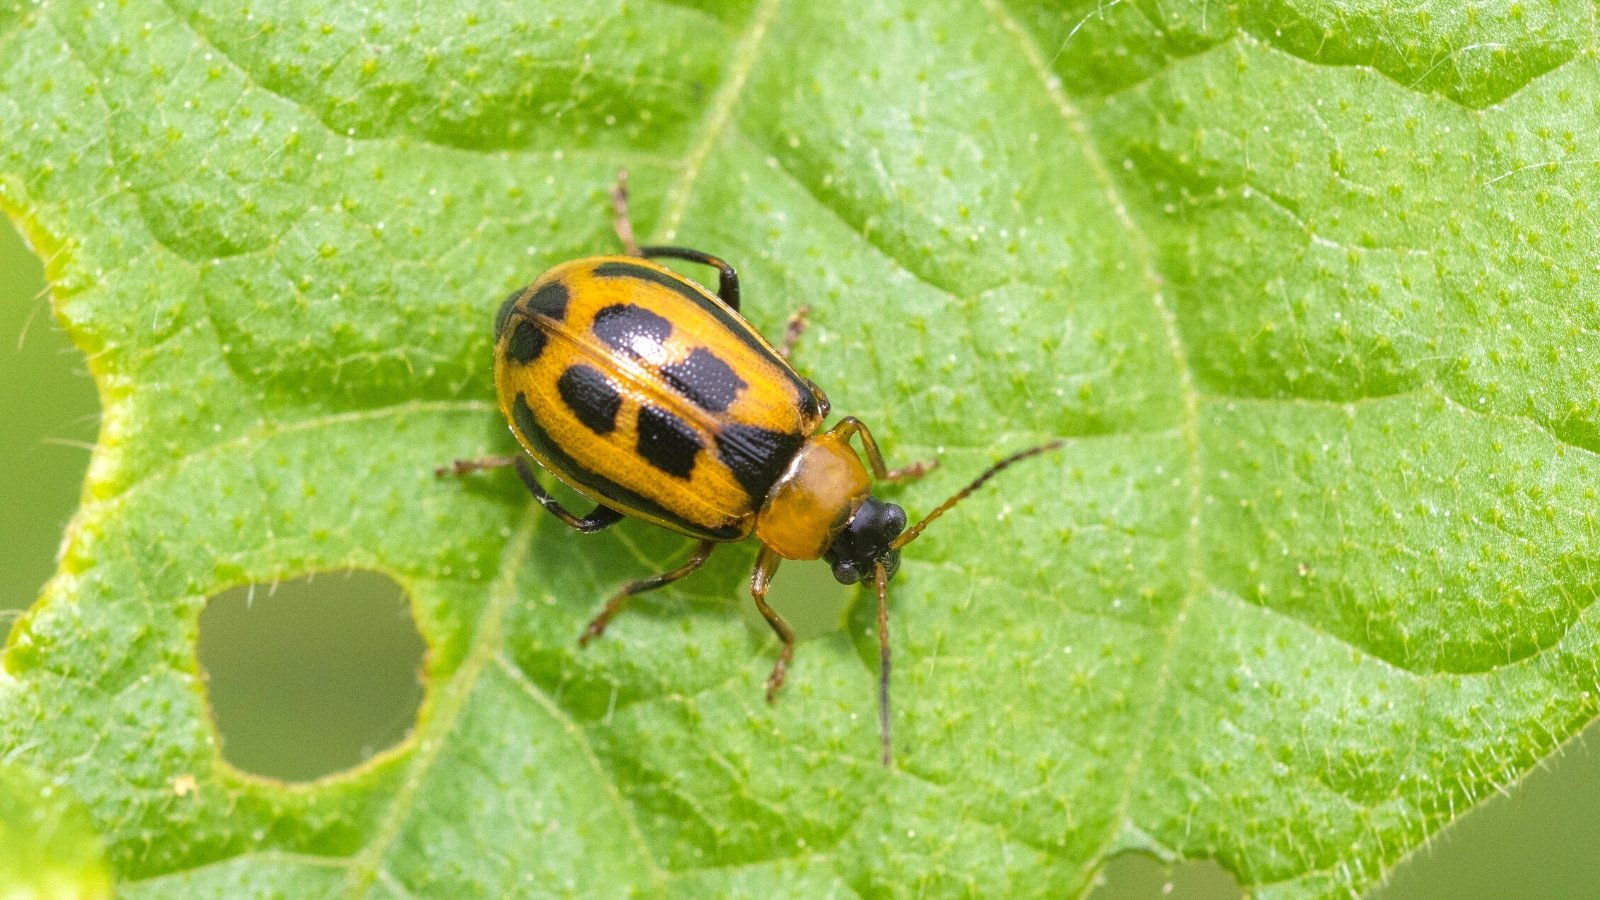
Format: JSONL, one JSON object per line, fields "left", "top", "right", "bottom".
{"left": 445, "top": 173, "right": 1060, "bottom": 766}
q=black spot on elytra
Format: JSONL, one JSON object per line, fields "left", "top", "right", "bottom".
{"left": 636, "top": 406, "right": 702, "bottom": 478}
{"left": 527, "top": 280, "right": 570, "bottom": 321}
{"left": 557, "top": 365, "right": 622, "bottom": 435}
{"left": 511, "top": 393, "right": 742, "bottom": 541}
{"left": 506, "top": 318, "right": 547, "bottom": 365}
{"left": 494, "top": 288, "right": 522, "bottom": 340}
{"left": 591, "top": 260, "right": 817, "bottom": 407}
{"left": 716, "top": 425, "right": 806, "bottom": 502}
{"left": 661, "top": 347, "right": 747, "bottom": 413}
{"left": 592, "top": 303, "right": 672, "bottom": 358}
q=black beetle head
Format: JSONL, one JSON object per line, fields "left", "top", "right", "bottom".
{"left": 824, "top": 496, "right": 907, "bottom": 585}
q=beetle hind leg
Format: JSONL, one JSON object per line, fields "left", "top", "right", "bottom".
{"left": 580, "top": 540, "right": 717, "bottom": 645}
{"left": 437, "top": 455, "right": 624, "bottom": 534}
{"left": 512, "top": 457, "right": 624, "bottom": 533}
{"left": 609, "top": 171, "right": 745, "bottom": 312}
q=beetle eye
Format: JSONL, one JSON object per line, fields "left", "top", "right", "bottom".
{"left": 831, "top": 560, "right": 862, "bottom": 585}
{"left": 883, "top": 504, "right": 907, "bottom": 537}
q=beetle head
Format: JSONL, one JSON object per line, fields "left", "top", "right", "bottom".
{"left": 824, "top": 496, "right": 906, "bottom": 585}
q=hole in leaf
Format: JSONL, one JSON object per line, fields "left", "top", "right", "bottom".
{"left": 0, "top": 216, "right": 98, "bottom": 616}
{"left": 198, "top": 570, "right": 426, "bottom": 781}
{"left": 1087, "top": 852, "right": 1242, "bottom": 900}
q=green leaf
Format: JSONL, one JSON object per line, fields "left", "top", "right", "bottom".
{"left": 3, "top": 0, "right": 1598, "bottom": 896}
{"left": 0, "top": 763, "right": 112, "bottom": 899}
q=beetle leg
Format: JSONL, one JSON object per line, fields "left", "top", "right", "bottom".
{"left": 636, "top": 245, "right": 741, "bottom": 311}
{"left": 513, "top": 457, "right": 625, "bottom": 533}
{"left": 748, "top": 546, "right": 796, "bottom": 702}
{"left": 881, "top": 459, "right": 937, "bottom": 482}
{"left": 434, "top": 455, "right": 520, "bottom": 477}
{"left": 437, "top": 456, "right": 622, "bottom": 530}
{"left": 610, "top": 169, "right": 641, "bottom": 256}
{"left": 828, "top": 416, "right": 937, "bottom": 484}
{"left": 779, "top": 305, "right": 810, "bottom": 361}
{"left": 580, "top": 539, "right": 717, "bottom": 645}
{"left": 609, "top": 170, "right": 743, "bottom": 311}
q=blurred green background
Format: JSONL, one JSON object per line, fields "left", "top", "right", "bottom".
{"left": 3, "top": 215, "right": 1597, "bottom": 897}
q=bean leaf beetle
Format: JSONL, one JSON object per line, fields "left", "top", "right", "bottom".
{"left": 443, "top": 172, "right": 1061, "bottom": 766}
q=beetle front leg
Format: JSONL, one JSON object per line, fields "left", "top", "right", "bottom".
{"left": 828, "top": 416, "right": 937, "bottom": 483}
{"left": 749, "top": 546, "right": 796, "bottom": 702}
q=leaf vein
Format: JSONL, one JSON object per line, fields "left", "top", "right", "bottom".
{"left": 121, "top": 849, "right": 350, "bottom": 887}
{"left": 748, "top": 133, "right": 986, "bottom": 302}
{"left": 156, "top": 0, "right": 694, "bottom": 160}
{"left": 979, "top": 0, "right": 1205, "bottom": 881}
{"left": 493, "top": 653, "right": 665, "bottom": 885}
{"left": 342, "top": 503, "right": 539, "bottom": 895}
{"left": 654, "top": 0, "right": 781, "bottom": 241}
{"left": 84, "top": 399, "right": 494, "bottom": 514}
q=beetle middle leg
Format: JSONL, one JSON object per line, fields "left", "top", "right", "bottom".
{"left": 609, "top": 170, "right": 744, "bottom": 311}
{"left": 638, "top": 245, "right": 741, "bottom": 311}
{"left": 581, "top": 539, "right": 717, "bottom": 645}
{"left": 749, "top": 546, "right": 796, "bottom": 702}
{"left": 829, "top": 416, "right": 937, "bottom": 483}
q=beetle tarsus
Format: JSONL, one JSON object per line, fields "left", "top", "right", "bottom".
{"left": 779, "top": 304, "right": 811, "bottom": 360}
{"left": 610, "top": 168, "right": 640, "bottom": 256}
{"left": 578, "top": 618, "right": 609, "bottom": 647}
{"left": 765, "top": 654, "right": 790, "bottom": 703}
{"left": 435, "top": 455, "right": 518, "bottom": 478}
{"left": 883, "top": 458, "right": 937, "bottom": 483}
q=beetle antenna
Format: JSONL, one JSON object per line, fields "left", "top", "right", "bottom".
{"left": 874, "top": 560, "right": 893, "bottom": 768}
{"left": 890, "top": 439, "right": 1064, "bottom": 551}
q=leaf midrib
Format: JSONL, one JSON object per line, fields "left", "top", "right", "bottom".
{"left": 348, "top": 1, "right": 787, "bottom": 891}
{"left": 978, "top": 0, "right": 1206, "bottom": 882}
{"left": 341, "top": 505, "right": 564, "bottom": 892}
{"left": 654, "top": 0, "right": 782, "bottom": 243}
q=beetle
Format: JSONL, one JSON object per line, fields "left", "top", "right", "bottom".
{"left": 443, "top": 172, "right": 1061, "bottom": 766}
